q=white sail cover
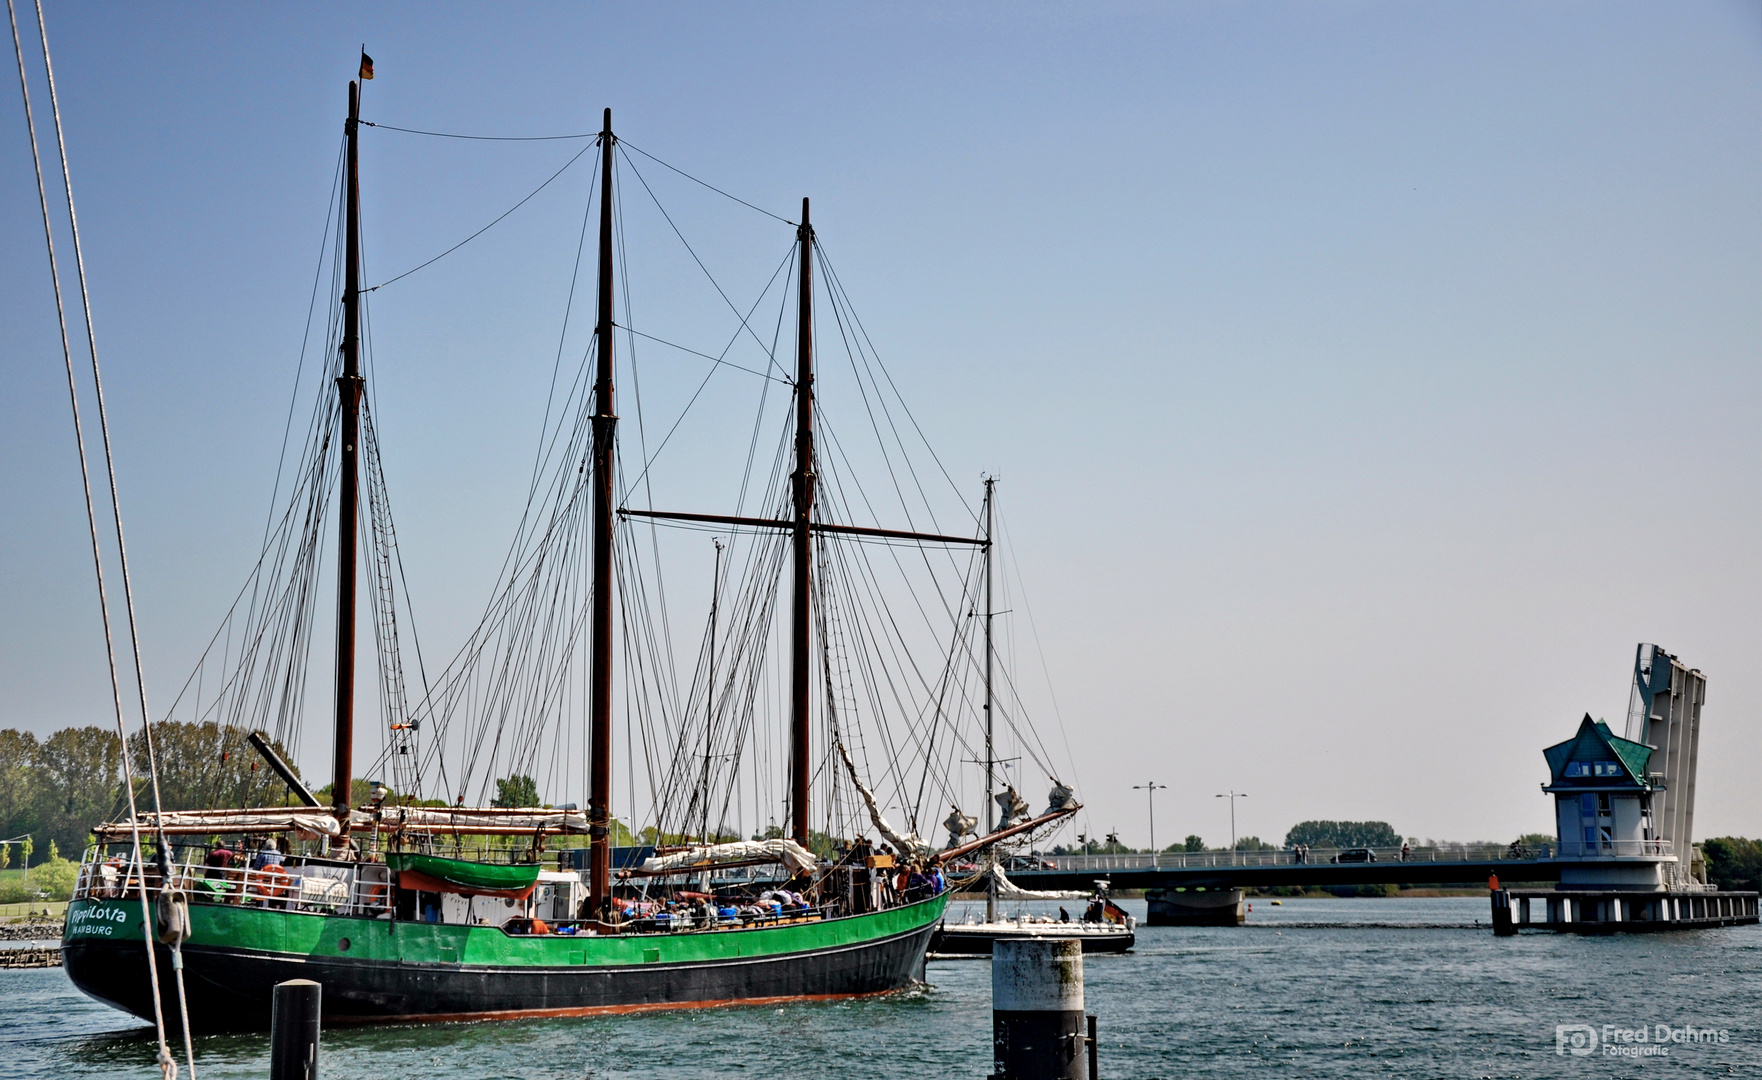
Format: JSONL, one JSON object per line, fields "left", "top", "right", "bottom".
{"left": 385, "top": 806, "right": 589, "bottom": 832}
{"left": 93, "top": 807, "right": 343, "bottom": 838}
{"left": 638, "top": 838, "right": 817, "bottom": 876}
{"left": 989, "top": 864, "right": 1087, "bottom": 900}
{"left": 95, "top": 804, "right": 590, "bottom": 839}
{"left": 834, "top": 740, "right": 932, "bottom": 857}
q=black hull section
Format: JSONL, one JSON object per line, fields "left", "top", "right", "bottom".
{"left": 929, "top": 925, "right": 1134, "bottom": 956}
{"left": 64, "top": 921, "right": 934, "bottom": 1032}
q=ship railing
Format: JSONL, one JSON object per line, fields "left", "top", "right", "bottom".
{"left": 74, "top": 847, "right": 394, "bottom": 917}
{"left": 616, "top": 903, "right": 830, "bottom": 934}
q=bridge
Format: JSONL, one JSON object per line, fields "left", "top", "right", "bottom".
{"left": 998, "top": 843, "right": 1669, "bottom": 893}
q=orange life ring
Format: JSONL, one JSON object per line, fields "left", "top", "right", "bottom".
{"left": 250, "top": 863, "right": 289, "bottom": 901}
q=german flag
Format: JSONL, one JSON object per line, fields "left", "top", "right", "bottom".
{"left": 359, "top": 54, "right": 374, "bottom": 80}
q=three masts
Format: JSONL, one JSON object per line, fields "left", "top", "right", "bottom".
{"left": 62, "top": 71, "right": 1084, "bottom": 1028}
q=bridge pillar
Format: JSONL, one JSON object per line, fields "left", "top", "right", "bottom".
{"left": 1490, "top": 890, "right": 1516, "bottom": 936}
{"left": 1144, "top": 888, "right": 1244, "bottom": 926}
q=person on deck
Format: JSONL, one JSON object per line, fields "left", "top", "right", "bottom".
{"left": 204, "top": 839, "right": 236, "bottom": 879}
{"left": 1059, "top": 906, "right": 1070, "bottom": 923}
{"left": 250, "top": 839, "right": 283, "bottom": 871}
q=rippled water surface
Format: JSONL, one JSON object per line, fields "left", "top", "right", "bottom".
{"left": 3, "top": 897, "right": 1758, "bottom": 1078}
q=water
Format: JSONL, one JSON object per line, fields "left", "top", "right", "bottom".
{"left": 2, "top": 898, "right": 1758, "bottom": 1078}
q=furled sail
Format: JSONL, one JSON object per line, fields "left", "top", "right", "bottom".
{"left": 384, "top": 806, "right": 589, "bottom": 833}
{"left": 943, "top": 805, "right": 978, "bottom": 849}
{"left": 93, "top": 808, "right": 343, "bottom": 839}
{"left": 835, "top": 741, "right": 932, "bottom": 857}
{"left": 93, "top": 804, "right": 590, "bottom": 839}
{"left": 638, "top": 838, "right": 817, "bottom": 876}
{"left": 995, "top": 785, "right": 1031, "bottom": 828}
{"left": 988, "top": 864, "right": 1087, "bottom": 900}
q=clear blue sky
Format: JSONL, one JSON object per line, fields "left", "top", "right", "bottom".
{"left": 4, "top": 2, "right": 1758, "bottom": 845}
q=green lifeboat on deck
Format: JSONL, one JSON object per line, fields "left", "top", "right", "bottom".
{"left": 387, "top": 852, "right": 543, "bottom": 892}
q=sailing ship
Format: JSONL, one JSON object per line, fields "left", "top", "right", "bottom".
{"left": 62, "top": 68, "right": 1081, "bottom": 1029}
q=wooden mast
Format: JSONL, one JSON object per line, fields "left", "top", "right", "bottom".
{"left": 983, "top": 475, "right": 996, "bottom": 922}
{"left": 588, "top": 109, "right": 617, "bottom": 917}
{"left": 330, "top": 76, "right": 364, "bottom": 829}
{"left": 789, "top": 198, "right": 815, "bottom": 848}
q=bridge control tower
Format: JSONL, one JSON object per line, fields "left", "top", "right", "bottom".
{"left": 1541, "top": 644, "right": 1703, "bottom": 890}
{"left": 1496, "top": 643, "right": 1756, "bottom": 933}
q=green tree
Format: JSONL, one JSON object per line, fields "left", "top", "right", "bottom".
{"left": 0, "top": 729, "right": 45, "bottom": 845}
{"left": 130, "top": 721, "right": 301, "bottom": 812}
{"left": 491, "top": 774, "right": 541, "bottom": 808}
{"left": 1284, "top": 820, "right": 1401, "bottom": 849}
{"left": 35, "top": 725, "right": 124, "bottom": 853}
{"left": 28, "top": 856, "right": 79, "bottom": 901}
{"left": 1235, "top": 836, "right": 1275, "bottom": 851}
{"left": 311, "top": 778, "right": 380, "bottom": 808}
{"left": 1703, "top": 837, "right": 1762, "bottom": 892}
{"left": 1178, "top": 834, "right": 1205, "bottom": 853}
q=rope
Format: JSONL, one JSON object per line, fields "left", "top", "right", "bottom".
{"left": 617, "top": 137, "right": 796, "bottom": 225}
{"left": 9, "top": 1, "right": 190, "bottom": 1073}
{"left": 614, "top": 322, "right": 790, "bottom": 384}
{"left": 363, "top": 138, "right": 596, "bottom": 293}
{"left": 361, "top": 119, "right": 594, "bottom": 141}
{"left": 355, "top": 120, "right": 794, "bottom": 224}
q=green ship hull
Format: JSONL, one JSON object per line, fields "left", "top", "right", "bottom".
{"left": 62, "top": 891, "right": 949, "bottom": 1029}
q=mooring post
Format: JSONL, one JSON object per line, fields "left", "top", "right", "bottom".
{"left": 992, "top": 937, "right": 1089, "bottom": 1080}
{"left": 1490, "top": 889, "right": 1515, "bottom": 937}
{"left": 270, "top": 978, "right": 321, "bottom": 1080}
{"left": 1086, "top": 1013, "right": 1099, "bottom": 1079}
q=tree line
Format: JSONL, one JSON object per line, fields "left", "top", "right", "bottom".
{"left": 0, "top": 721, "right": 302, "bottom": 857}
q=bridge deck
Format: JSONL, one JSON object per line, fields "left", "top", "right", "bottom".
{"left": 1006, "top": 858, "right": 1561, "bottom": 891}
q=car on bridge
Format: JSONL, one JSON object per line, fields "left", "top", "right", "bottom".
{"left": 1003, "top": 855, "right": 1057, "bottom": 872}
{"left": 1330, "top": 848, "right": 1377, "bottom": 864}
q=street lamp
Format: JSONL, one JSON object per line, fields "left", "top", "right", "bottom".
{"left": 1215, "top": 790, "right": 1247, "bottom": 865}
{"left": 1132, "top": 780, "right": 1167, "bottom": 864}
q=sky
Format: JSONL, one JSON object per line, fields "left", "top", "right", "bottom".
{"left": 3, "top": 2, "right": 1758, "bottom": 849}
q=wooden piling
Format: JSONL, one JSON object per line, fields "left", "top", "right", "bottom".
{"left": 992, "top": 937, "right": 1089, "bottom": 1080}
